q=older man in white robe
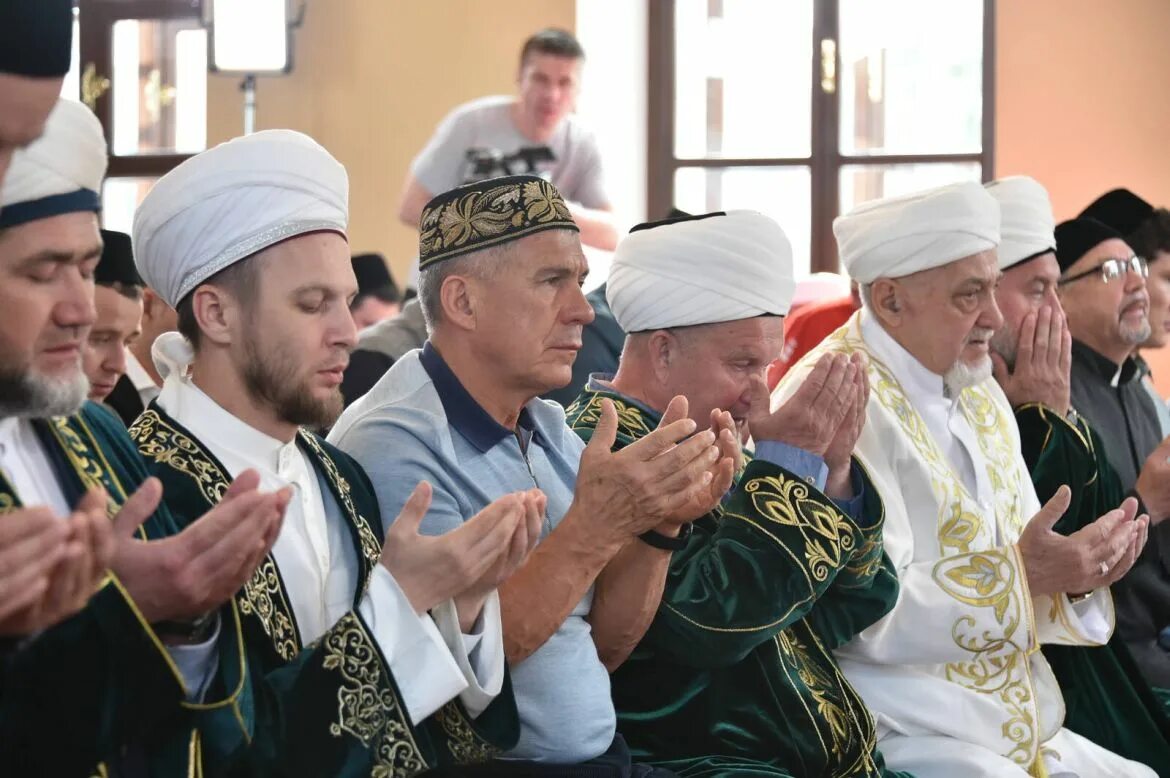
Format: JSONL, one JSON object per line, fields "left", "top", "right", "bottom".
{"left": 773, "top": 181, "right": 1154, "bottom": 777}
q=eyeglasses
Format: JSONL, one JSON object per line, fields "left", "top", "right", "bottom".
{"left": 1058, "top": 255, "right": 1148, "bottom": 286}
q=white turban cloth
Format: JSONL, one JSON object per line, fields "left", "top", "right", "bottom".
{"left": 984, "top": 176, "right": 1056, "bottom": 270}
{"left": 0, "top": 98, "right": 107, "bottom": 228}
{"left": 834, "top": 181, "right": 1001, "bottom": 283}
{"left": 133, "top": 129, "right": 348, "bottom": 309}
{"left": 606, "top": 210, "right": 796, "bottom": 333}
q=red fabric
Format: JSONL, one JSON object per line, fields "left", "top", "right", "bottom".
{"left": 767, "top": 296, "right": 858, "bottom": 390}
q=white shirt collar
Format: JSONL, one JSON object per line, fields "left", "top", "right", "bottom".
{"left": 124, "top": 349, "right": 159, "bottom": 393}
{"left": 859, "top": 308, "right": 951, "bottom": 407}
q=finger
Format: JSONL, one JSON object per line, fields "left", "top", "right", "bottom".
{"left": 0, "top": 575, "right": 51, "bottom": 627}
{"left": 0, "top": 517, "right": 68, "bottom": 580}
{"left": 990, "top": 351, "right": 1010, "bottom": 386}
{"left": 625, "top": 416, "right": 700, "bottom": 462}
{"left": 221, "top": 469, "right": 263, "bottom": 504}
{"left": 710, "top": 456, "right": 736, "bottom": 501}
{"left": 111, "top": 478, "right": 164, "bottom": 539}
{"left": 777, "top": 354, "right": 835, "bottom": 416}
{"left": 649, "top": 428, "right": 717, "bottom": 473}
{"left": 1029, "top": 485, "right": 1072, "bottom": 533}
{"left": 658, "top": 446, "right": 718, "bottom": 496}
{"left": 73, "top": 488, "right": 107, "bottom": 519}
{"left": 1058, "top": 312, "right": 1073, "bottom": 375}
{"left": 587, "top": 399, "right": 620, "bottom": 455}
{"left": 813, "top": 355, "right": 853, "bottom": 413}
{"left": 179, "top": 488, "right": 271, "bottom": 557}
{"left": 452, "top": 493, "right": 524, "bottom": 553}
{"left": 391, "top": 482, "right": 433, "bottom": 537}
{"left": 1016, "top": 310, "right": 1037, "bottom": 366}
{"left": 524, "top": 490, "right": 544, "bottom": 553}
{"left": 1032, "top": 305, "right": 1052, "bottom": 363}
{"left": 658, "top": 395, "right": 689, "bottom": 430}
{"left": 1047, "top": 306, "right": 1064, "bottom": 368}
{"left": 1118, "top": 496, "right": 1139, "bottom": 524}
{"left": 747, "top": 374, "right": 775, "bottom": 427}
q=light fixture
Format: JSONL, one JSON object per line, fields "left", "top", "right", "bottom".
{"left": 206, "top": 0, "right": 292, "bottom": 75}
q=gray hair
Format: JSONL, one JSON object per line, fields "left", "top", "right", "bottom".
{"left": 417, "top": 243, "right": 511, "bottom": 333}
{"left": 858, "top": 282, "right": 874, "bottom": 310}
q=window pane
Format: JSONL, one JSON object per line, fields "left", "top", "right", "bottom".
{"left": 101, "top": 177, "right": 159, "bottom": 232}
{"left": 838, "top": 0, "right": 983, "bottom": 156}
{"left": 112, "top": 20, "right": 207, "bottom": 156}
{"left": 674, "top": 0, "right": 813, "bottom": 159}
{"left": 674, "top": 166, "right": 812, "bottom": 279}
{"left": 839, "top": 162, "right": 981, "bottom": 215}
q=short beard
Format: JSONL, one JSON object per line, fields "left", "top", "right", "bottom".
{"left": 240, "top": 333, "right": 342, "bottom": 431}
{"left": 1120, "top": 317, "right": 1152, "bottom": 346}
{"left": 943, "top": 356, "right": 992, "bottom": 396}
{"left": 0, "top": 365, "right": 89, "bottom": 418}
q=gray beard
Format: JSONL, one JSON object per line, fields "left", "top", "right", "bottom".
{"left": 943, "top": 356, "right": 992, "bottom": 396}
{"left": 0, "top": 366, "right": 89, "bottom": 418}
{"left": 1121, "top": 317, "right": 1152, "bottom": 346}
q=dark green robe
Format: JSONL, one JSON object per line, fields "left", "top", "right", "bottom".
{"left": 129, "top": 404, "right": 518, "bottom": 777}
{"left": 1016, "top": 402, "right": 1170, "bottom": 775}
{"left": 0, "top": 401, "right": 250, "bottom": 777}
{"left": 565, "top": 388, "right": 905, "bottom": 778}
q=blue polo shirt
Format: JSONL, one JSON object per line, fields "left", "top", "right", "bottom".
{"left": 328, "top": 343, "right": 615, "bottom": 763}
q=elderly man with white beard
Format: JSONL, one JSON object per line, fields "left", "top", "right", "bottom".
{"left": 773, "top": 180, "right": 1153, "bottom": 777}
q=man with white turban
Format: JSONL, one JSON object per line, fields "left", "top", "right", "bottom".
{"left": 987, "top": 176, "right": 1170, "bottom": 772}
{"left": 130, "top": 130, "right": 534, "bottom": 776}
{"left": 562, "top": 211, "right": 904, "bottom": 776}
{"left": 330, "top": 174, "right": 729, "bottom": 773}
{"left": 0, "top": 98, "right": 291, "bottom": 776}
{"left": 773, "top": 180, "right": 1154, "bottom": 776}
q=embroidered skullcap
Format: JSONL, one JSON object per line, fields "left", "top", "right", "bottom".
{"left": 417, "top": 175, "right": 579, "bottom": 270}
{"left": 985, "top": 176, "right": 1056, "bottom": 270}
{"left": 607, "top": 210, "right": 795, "bottom": 332}
{"left": 835, "top": 181, "right": 1000, "bottom": 283}
{"left": 0, "top": 99, "right": 106, "bottom": 228}
{"left": 133, "top": 129, "right": 348, "bottom": 308}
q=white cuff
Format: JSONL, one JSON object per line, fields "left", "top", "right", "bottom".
{"left": 1066, "top": 590, "right": 1114, "bottom": 645}
{"left": 431, "top": 592, "right": 506, "bottom": 719}
{"left": 358, "top": 565, "right": 468, "bottom": 724}
{"left": 165, "top": 615, "right": 221, "bottom": 702}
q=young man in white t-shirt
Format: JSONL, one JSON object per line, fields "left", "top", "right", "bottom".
{"left": 398, "top": 28, "right": 618, "bottom": 251}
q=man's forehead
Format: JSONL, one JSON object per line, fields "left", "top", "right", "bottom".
{"left": 515, "top": 230, "right": 587, "bottom": 271}
{"left": 0, "top": 211, "right": 102, "bottom": 262}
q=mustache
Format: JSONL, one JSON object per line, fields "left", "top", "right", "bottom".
{"left": 1121, "top": 292, "right": 1148, "bottom": 310}
{"left": 966, "top": 327, "right": 995, "bottom": 344}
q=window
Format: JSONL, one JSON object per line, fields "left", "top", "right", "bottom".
{"left": 648, "top": 0, "right": 994, "bottom": 276}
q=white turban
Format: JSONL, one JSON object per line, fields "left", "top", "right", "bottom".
{"left": 0, "top": 98, "right": 106, "bottom": 228}
{"left": 606, "top": 210, "right": 795, "bottom": 332}
{"left": 133, "top": 129, "right": 348, "bottom": 308}
{"left": 834, "top": 181, "right": 1000, "bottom": 283}
{"left": 984, "top": 176, "right": 1056, "bottom": 270}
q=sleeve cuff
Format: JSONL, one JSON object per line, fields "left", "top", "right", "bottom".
{"left": 358, "top": 565, "right": 468, "bottom": 724}
{"left": 834, "top": 463, "right": 871, "bottom": 526}
{"left": 754, "top": 440, "right": 828, "bottom": 490}
{"left": 430, "top": 593, "right": 506, "bottom": 719}
{"left": 164, "top": 614, "right": 221, "bottom": 702}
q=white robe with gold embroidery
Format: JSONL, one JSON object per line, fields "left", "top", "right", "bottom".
{"left": 772, "top": 310, "right": 1152, "bottom": 778}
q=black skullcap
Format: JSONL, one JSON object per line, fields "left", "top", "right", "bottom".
{"left": 628, "top": 209, "right": 720, "bottom": 234}
{"left": 1055, "top": 218, "right": 1125, "bottom": 273}
{"left": 418, "top": 175, "right": 579, "bottom": 270}
{"left": 1078, "top": 188, "right": 1154, "bottom": 238}
{"left": 352, "top": 253, "right": 400, "bottom": 302}
{"left": 0, "top": 0, "right": 74, "bottom": 78}
{"left": 95, "top": 229, "right": 143, "bottom": 288}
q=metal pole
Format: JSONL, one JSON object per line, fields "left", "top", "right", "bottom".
{"left": 241, "top": 74, "right": 257, "bottom": 135}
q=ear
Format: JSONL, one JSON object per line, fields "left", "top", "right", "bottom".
{"left": 870, "top": 278, "right": 905, "bottom": 327}
{"left": 647, "top": 330, "right": 678, "bottom": 383}
{"left": 439, "top": 274, "right": 478, "bottom": 332}
{"left": 191, "top": 285, "right": 237, "bottom": 347}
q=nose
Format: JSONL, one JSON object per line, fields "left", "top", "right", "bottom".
{"left": 55, "top": 270, "right": 96, "bottom": 331}
{"left": 336, "top": 304, "right": 359, "bottom": 351}
{"left": 107, "top": 344, "right": 127, "bottom": 376}
{"left": 981, "top": 290, "right": 1005, "bottom": 333}
{"left": 1124, "top": 265, "right": 1147, "bottom": 294}
{"left": 566, "top": 285, "right": 595, "bottom": 326}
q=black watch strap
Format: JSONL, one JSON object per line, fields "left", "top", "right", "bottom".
{"left": 638, "top": 523, "right": 693, "bottom": 551}
{"left": 153, "top": 611, "right": 217, "bottom": 643}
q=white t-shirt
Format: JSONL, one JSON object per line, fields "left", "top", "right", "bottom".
{"left": 411, "top": 95, "right": 609, "bottom": 209}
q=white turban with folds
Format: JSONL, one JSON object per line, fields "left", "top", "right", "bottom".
{"left": 0, "top": 98, "right": 107, "bottom": 227}
{"left": 835, "top": 181, "right": 1000, "bottom": 283}
{"left": 984, "top": 176, "right": 1056, "bottom": 270}
{"left": 606, "top": 211, "right": 795, "bottom": 333}
{"left": 133, "top": 129, "right": 348, "bottom": 309}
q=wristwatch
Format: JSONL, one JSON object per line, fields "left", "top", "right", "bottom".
{"left": 153, "top": 611, "right": 217, "bottom": 643}
{"left": 639, "top": 523, "right": 693, "bottom": 551}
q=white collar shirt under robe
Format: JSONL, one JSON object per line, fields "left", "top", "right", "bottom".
{"left": 771, "top": 309, "right": 1132, "bottom": 777}
{"left": 156, "top": 373, "right": 504, "bottom": 723}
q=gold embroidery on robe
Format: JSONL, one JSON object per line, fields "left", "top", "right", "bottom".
{"left": 297, "top": 430, "right": 381, "bottom": 572}
{"left": 432, "top": 703, "right": 501, "bottom": 764}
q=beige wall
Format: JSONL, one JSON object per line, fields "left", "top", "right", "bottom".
{"left": 206, "top": 0, "right": 576, "bottom": 283}
{"left": 997, "top": 0, "right": 1170, "bottom": 394}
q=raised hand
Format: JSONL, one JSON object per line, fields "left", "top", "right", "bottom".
{"left": 382, "top": 482, "right": 529, "bottom": 619}
{"left": 750, "top": 352, "right": 855, "bottom": 456}
{"left": 1018, "top": 486, "right": 1147, "bottom": 597}
{"left": 112, "top": 471, "right": 289, "bottom": 625}
{"left": 822, "top": 353, "right": 870, "bottom": 499}
{"left": 1135, "top": 435, "right": 1170, "bottom": 524}
{"left": 991, "top": 305, "right": 1072, "bottom": 414}
{"left": 572, "top": 396, "right": 723, "bottom": 543}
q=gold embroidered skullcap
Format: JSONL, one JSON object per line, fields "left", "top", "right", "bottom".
{"left": 418, "top": 175, "right": 579, "bottom": 270}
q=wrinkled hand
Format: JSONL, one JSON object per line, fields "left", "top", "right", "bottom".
{"left": 991, "top": 305, "right": 1071, "bottom": 414}
{"left": 572, "top": 397, "right": 725, "bottom": 543}
{"left": 822, "top": 354, "right": 870, "bottom": 499}
{"left": 112, "top": 471, "right": 289, "bottom": 624}
{"left": 1135, "top": 435, "right": 1170, "bottom": 524}
{"left": 382, "top": 482, "right": 530, "bottom": 617}
{"left": 0, "top": 493, "right": 117, "bottom": 637}
{"left": 750, "top": 352, "right": 856, "bottom": 456}
{"left": 1018, "top": 486, "right": 1147, "bottom": 597}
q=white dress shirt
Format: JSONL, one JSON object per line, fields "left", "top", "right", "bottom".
{"left": 123, "top": 349, "right": 161, "bottom": 407}
{"left": 156, "top": 372, "right": 503, "bottom": 721}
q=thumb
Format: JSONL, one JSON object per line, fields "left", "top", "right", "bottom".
{"left": 1029, "top": 485, "right": 1071, "bottom": 534}
{"left": 747, "top": 374, "right": 772, "bottom": 423}
{"left": 658, "top": 395, "right": 688, "bottom": 429}
{"left": 392, "top": 481, "right": 432, "bottom": 538}
{"left": 222, "top": 469, "right": 262, "bottom": 503}
{"left": 587, "top": 398, "right": 618, "bottom": 454}
{"left": 112, "top": 477, "right": 163, "bottom": 538}
{"left": 990, "top": 350, "right": 1010, "bottom": 386}
{"left": 73, "top": 487, "right": 108, "bottom": 518}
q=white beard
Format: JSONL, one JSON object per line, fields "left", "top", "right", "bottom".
{"left": 943, "top": 356, "right": 992, "bottom": 396}
{"left": 0, "top": 369, "right": 90, "bottom": 418}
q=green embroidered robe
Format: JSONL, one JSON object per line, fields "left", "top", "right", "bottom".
{"left": 1016, "top": 403, "right": 1170, "bottom": 774}
{"left": 129, "top": 404, "right": 518, "bottom": 777}
{"left": 565, "top": 388, "right": 905, "bottom": 778}
{"left": 0, "top": 401, "right": 251, "bottom": 777}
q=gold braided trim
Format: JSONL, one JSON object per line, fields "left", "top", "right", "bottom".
{"left": 297, "top": 431, "right": 381, "bottom": 574}
{"left": 323, "top": 612, "right": 427, "bottom": 777}
{"left": 433, "top": 703, "right": 501, "bottom": 764}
